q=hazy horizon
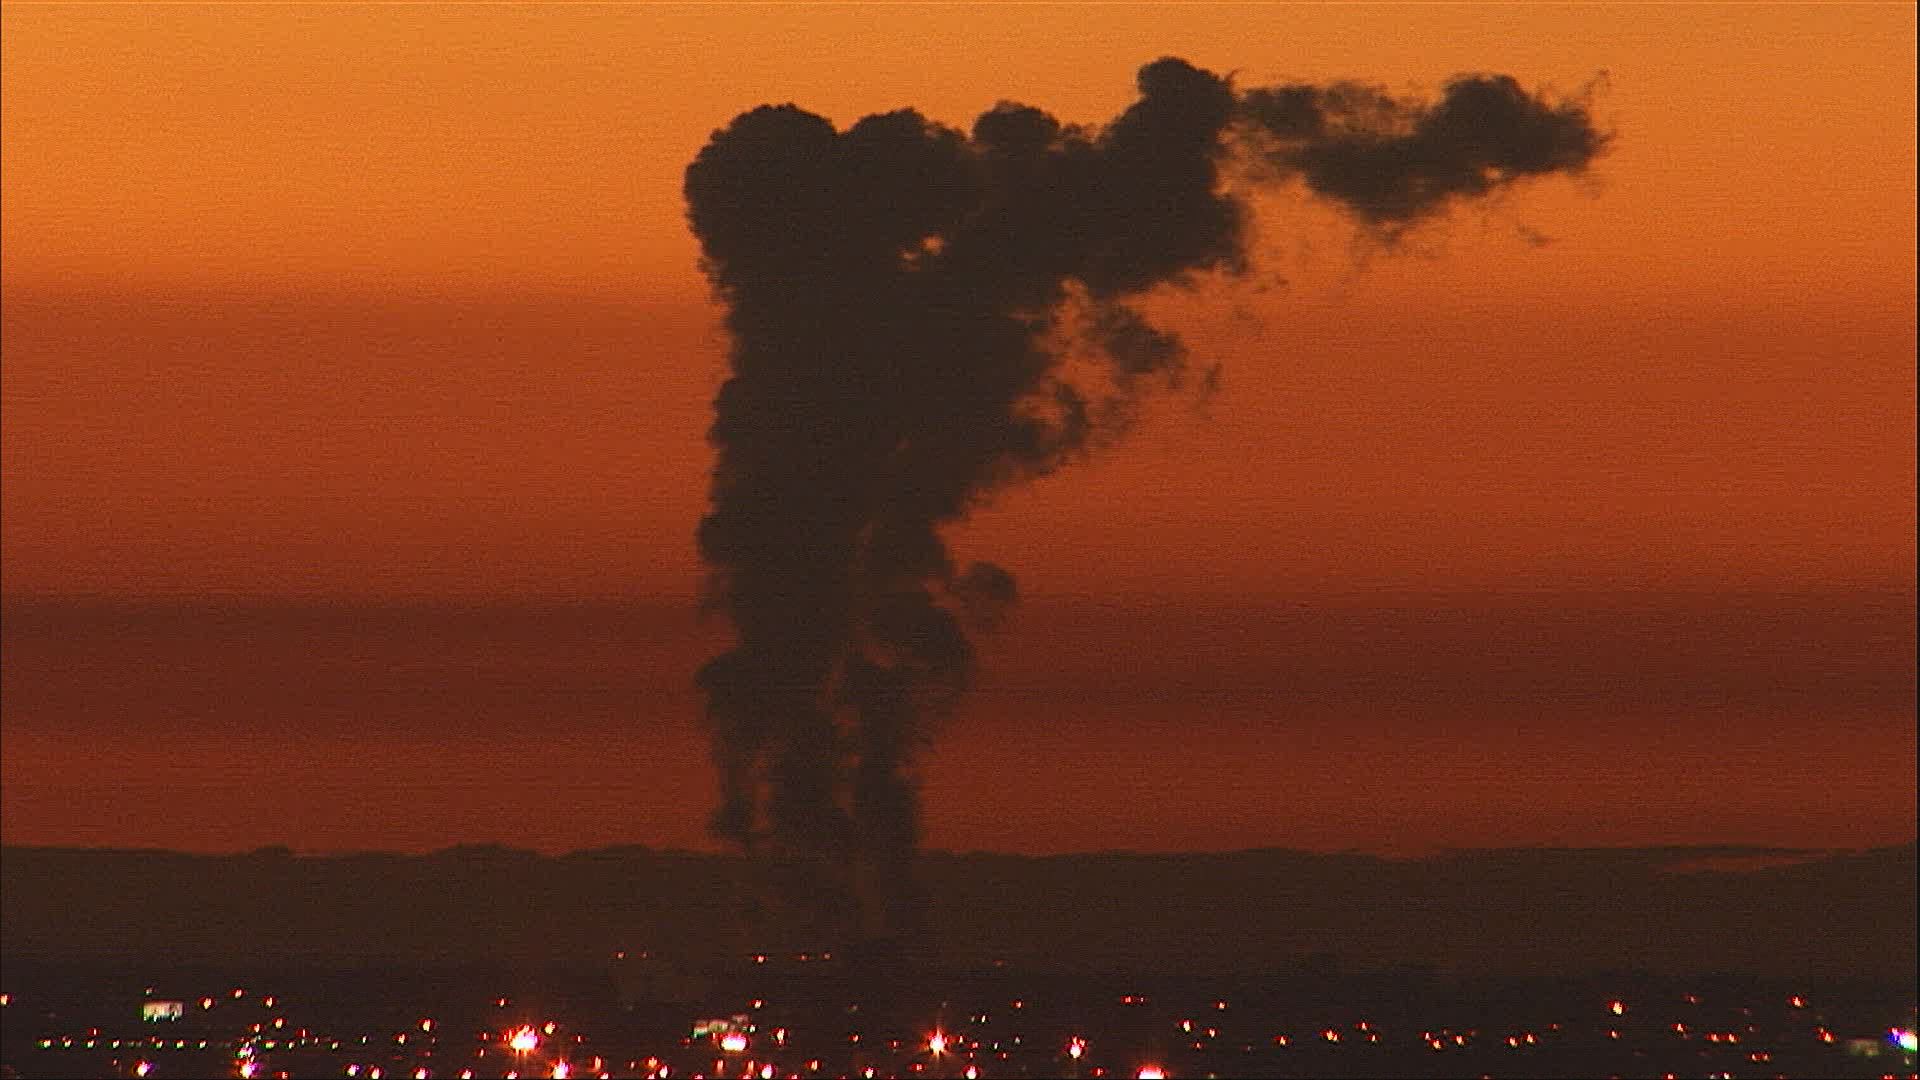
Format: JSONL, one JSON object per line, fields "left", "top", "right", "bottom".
{"left": 6, "top": 588, "right": 1911, "bottom": 856}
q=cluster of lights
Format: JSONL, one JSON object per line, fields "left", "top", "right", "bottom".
{"left": 13, "top": 983, "right": 1913, "bottom": 1080}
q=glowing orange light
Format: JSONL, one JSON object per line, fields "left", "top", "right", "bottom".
{"left": 550, "top": 1063, "right": 570, "bottom": 1080}
{"left": 239, "top": 1062, "right": 259, "bottom": 1079}
{"left": 508, "top": 1027, "right": 540, "bottom": 1053}
{"left": 542, "top": 1022, "right": 556, "bottom": 1036}
{"left": 1789, "top": 995, "right": 1806, "bottom": 1008}
{"left": 135, "top": 1063, "right": 153, "bottom": 1078}
{"left": 1068, "top": 1037, "right": 1086, "bottom": 1059}
{"left": 414, "top": 1070, "right": 429, "bottom": 1079}
{"left": 964, "top": 1068, "right": 978, "bottom": 1080}
{"left": 1609, "top": 1000, "right": 1626, "bottom": 1015}
{"left": 719, "top": 1032, "right": 749, "bottom": 1054}
{"left": 928, "top": 1032, "right": 948, "bottom": 1055}
{"left": 1135, "top": 1068, "right": 1165, "bottom": 1080}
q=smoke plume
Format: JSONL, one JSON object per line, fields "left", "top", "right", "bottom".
{"left": 685, "top": 57, "right": 1604, "bottom": 939}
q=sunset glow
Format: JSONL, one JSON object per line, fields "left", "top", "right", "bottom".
{"left": 0, "top": 0, "right": 1911, "bottom": 862}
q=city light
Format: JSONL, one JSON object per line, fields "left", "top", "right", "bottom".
{"left": 6, "top": 974, "right": 1911, "bottom": 1080}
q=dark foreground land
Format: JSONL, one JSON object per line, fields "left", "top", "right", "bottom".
{"left": 3, "top": 843, "right": 1915, "bottom": 1077}
{"left": 3, "top": 962, "right": 1915, "bottom": 1079}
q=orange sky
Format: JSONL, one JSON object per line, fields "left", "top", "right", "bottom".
{"left": 2, "top": 4, "right": 1913, "bottom": 854}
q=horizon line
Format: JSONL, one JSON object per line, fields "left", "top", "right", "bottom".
{"left": 6, "top": 839, "right": 1913, "bottom": 861}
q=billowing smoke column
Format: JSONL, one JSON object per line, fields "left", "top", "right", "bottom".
{"left": 686, "top": 58, "right": 1603, "bottom": 939}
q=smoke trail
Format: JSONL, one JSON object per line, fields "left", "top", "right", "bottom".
{"left": 1239, "top": 73, "right": 1608, "bottom": 228}
{"left": 685, "top": 57, "right": 1604, "bottom": 939}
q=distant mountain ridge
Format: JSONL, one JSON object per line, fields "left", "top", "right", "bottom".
{"left": 4, "top": 842, "right": 1911, "bottom": 978}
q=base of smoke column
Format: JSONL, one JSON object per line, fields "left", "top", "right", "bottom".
{"left": 609, "top": 933, "right": 938, "bottom": 1010}
{"left": 703, "top": 852, "right": 935, "bottom": 978}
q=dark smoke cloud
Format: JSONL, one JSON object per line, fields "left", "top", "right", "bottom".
{"left": 684, "top": 57, "right": 1603, "bottom": 939}
{"left": 1240, "top": 73, "right": 1609, "bottom": 227}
